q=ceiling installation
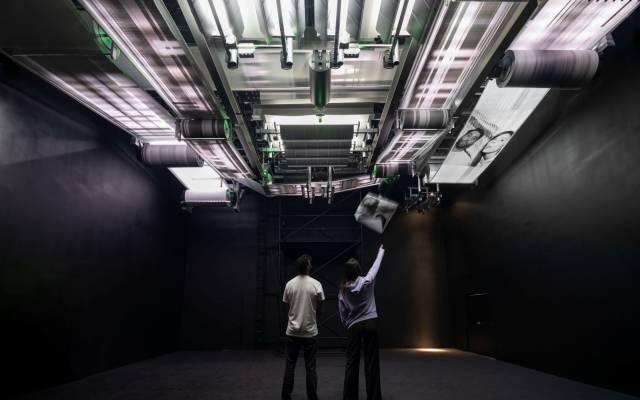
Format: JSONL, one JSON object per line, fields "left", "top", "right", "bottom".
{"left": 1, "top": 0, "right": 638, "bottom": 204}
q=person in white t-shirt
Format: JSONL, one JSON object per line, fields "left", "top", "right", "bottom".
{"left": 281, "top": 254, "right": 325, "bottom": 400}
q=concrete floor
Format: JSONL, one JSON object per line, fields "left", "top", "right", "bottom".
{"left": 19, "top": 349, "right": 638, "bottom": 400}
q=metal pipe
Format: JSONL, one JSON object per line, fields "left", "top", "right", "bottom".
{"left": 384, "top": 0, "right": 409, "bottom": 68}
{"left": 331, "top": 0, "right": 342, "bottom": 68}
{"left": 275, "top": 0, "right": 293, "bottom": 69}
{"left": 282, "top": 37, "right": 294, "bottom": 69}
{"left": 307, "top": 166, "right": 313, "bottom": 204}
{"left": 207, "top": 0, "right": 238, "bottom": 68}
{"left": 327, "top": 166, "right": 333, "bottom": 204}
{"left": 391, "top": 0, "right": 409, "bottom": 51}
{"left": 305, "top": 0, "right": 315, "bottom": 30}
{"left": 208, "top": 1, "right": 229, "bottom": 51}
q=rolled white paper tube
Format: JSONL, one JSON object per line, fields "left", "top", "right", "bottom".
{"left": 496, "top": 50, "right": 599, "bottom": 89}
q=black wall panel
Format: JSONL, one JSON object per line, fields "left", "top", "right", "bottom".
{"left": 180, "top": 191, "right": 451, "bottom": 349}
{"left": 364, "top": 210, "right": 451, "bottom": 348}
{"left": 442, "top": 14, "right": 640, "bottom": 396}
{"left": 180, "top": 195, "right": 260, "bottom": 349}
{"left": 0, "top": 57, "right": 186, "bottom": 398}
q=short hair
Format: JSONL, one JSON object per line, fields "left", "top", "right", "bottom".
{"left": 343, "top": 258, "right": 361, "bottom": 283}
{"left": 296, "top": 254, "right": 312, "bottom": 275}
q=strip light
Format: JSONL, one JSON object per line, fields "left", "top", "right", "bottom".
{"left": 264, "top": 114, "right": 371, "bottom": 126}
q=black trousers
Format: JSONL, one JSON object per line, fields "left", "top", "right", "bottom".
{"left": 282, "top": 336, "right": 318, "bottom": 400}
{"left": 343, "top": 318, "right": 381, "bottom": 400}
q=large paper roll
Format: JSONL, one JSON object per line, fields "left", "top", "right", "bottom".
{"left": 400, "top": 109, "right": 450, "bottom": 130}
{"left": 139, "top": 144, "right": 203, "bottom": 167}
{"left": 177, "top": 119, "right": 230, "bottom": 139}
{"left": 496, "top": 50, "right": 599, "bottom": 89}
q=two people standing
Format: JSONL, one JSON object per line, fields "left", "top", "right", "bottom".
{"left": 281, "top": 245, "right": 386, "bottom": 400}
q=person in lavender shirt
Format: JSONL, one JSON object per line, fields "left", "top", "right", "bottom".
{"left": 338, "top": 244, "right": 386, "bottom": 400}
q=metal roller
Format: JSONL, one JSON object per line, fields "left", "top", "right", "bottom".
{"left": 281, "top": 37, "right": 294, "bottom": 69}
{"left": 309, "top": 50, "right": 331, "bottom": 115}
{"left": 183, "top": 190, "right": 229, "bottom": 204}
{"left": 139, "top": 144, "right": 203, "bottom": 167}
{"left": 177, "top": 119, "right": 230, "bottom": 139}
{"left": 399, "top": 109, "right": 450, "bottom": 130}
{"left": 496, "top": 50, "right": 599, "bottom": 89}
{"left": 373, "top": 162, "right": 414, "bottom": 178}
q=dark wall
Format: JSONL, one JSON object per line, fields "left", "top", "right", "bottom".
{"left": 366, "top": 209, "right": 451, "bottom": 348}
{"left": 443, "top": 14, "right": 640, "bottom": 396}
{"left": 181, "top": 190, "right": 451, "bottom": 350}
{"left": 0, "top": 58, "right": 186, "bottom": 398}
{"left": 180, "top": 194, "right": 260, "bottom": 349}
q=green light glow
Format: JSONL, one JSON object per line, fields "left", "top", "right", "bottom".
{"left": 93, "top": 24, "right": 113, "bottom": 55}
{"left": 223, "top": 119, "right": 230, "bottom": 139}
{"left": 261, "top": 169, "right": 273, "bottom": 184}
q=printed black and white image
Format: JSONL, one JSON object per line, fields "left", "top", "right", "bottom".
{"left": 354, "top": 193, "right": 399, "bottom": 234}
{"left": 433, "top": 81, "right": 548, "bottom": 184}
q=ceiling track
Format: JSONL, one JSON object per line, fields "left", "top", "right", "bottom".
{"left": 177, "top": 0, "right": 261, "bottom": 173}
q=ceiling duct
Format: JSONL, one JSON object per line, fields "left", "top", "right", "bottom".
{"left": 399, "top": 109, "right": 450, "bottom": 130}
{"left": 177, "top": 119, "right": 230, "bottom": 139}
{"left": 496, "top": 50, "right": 599, "bottom": 89}
{"left": 139, "top": 144, "right": 204, "bottom": 167}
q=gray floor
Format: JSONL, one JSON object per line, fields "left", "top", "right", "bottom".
{"left": 20, "top": 349, "right": 638, "bottom": 400}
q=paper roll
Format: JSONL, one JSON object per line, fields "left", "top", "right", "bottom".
{"left": 400, "top": 109, "right": 450, "bottom": 130}
{"left": 177, "top": 119, "right": 229, "bottom": 139}
{"left": 496, "top": 50, "right": 599, "bottom": 89}
{"left": 139, "top": 144, "right": 203, "bottom": 167}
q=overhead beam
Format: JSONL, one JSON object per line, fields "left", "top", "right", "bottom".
{"left": 366, "top": 39, "right": 419, "bottom": 166}
{"left": 176, "top": 0, "right": 261, "bottom": 172}
{"left": 154, "top": 0, "right": 226, "bottom": 116}
{"left": 254, "top": 102, "right": 375, "bottom": 116}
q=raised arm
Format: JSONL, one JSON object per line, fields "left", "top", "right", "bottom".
{"left": 363, "top": 244, "right": 385, "bottom": 285}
